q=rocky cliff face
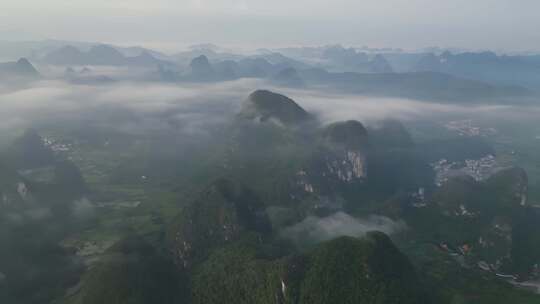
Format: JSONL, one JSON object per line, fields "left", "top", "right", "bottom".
{"left": 324, "top": 149, "right": 367, "bottom": 182}
{"left": 295, "top": 121, "right": 369, "bottom": 197}
{"left": 322, "top": 120, "right": 369, "bottom": 181}
{"left": 233, "top": 92, "right": 373, "bottom": 209}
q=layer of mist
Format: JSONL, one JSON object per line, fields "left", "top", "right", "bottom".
{"left": 281, "top": 212, "right": 407, "bottom": 245}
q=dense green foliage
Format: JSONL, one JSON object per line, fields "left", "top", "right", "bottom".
{"left": 368, "top": 120, "right": 414, "bottom": 149}
{"left": 72, "top": 237, "right": 189, "bottom": 304}
{"left": 323, "top": 120, "right": 369, "bottom": 150}
{"left": 167, "top": 179, "right": 271, "bottom": 268}
{"left": 191, "top": 240, "right": 285, "bottom": 304}
{"left": 2, "top": 89, "right": 540, "bottom": 304}
{"left": 191, "top": 233, "right": 430, "bottom": 304}
{"left": 406, "top": 243, "right": 540, "bottom": 304}
{"left": 401, "top": 167, "right": 540, "bottom": 278}
{"left": 299, "top": 233, "right": 429, "bottom": 304}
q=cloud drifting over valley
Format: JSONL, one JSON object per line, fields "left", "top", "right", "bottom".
{"left": 281, "top": 212, "right": 408, "bottom": 245}
{"left": 1, "top": 78, "right": 539, "bottom": 141}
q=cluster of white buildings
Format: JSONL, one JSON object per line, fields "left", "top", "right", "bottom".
{"left": 43, "top": 136, "right": 72, "bottom": 153}
{"left": 432, "top": 155, "right": 498, "bottom": 186}
{"left": 445, "top": 120, "right": 497, "bottom": 137}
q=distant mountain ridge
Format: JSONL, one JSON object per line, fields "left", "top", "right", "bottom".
{"left": 0, "top": 58, "right": 40, "bottom": 79}
{"left": 413, "top": 51, "right": 540, "bottom": 89}
{"left": 179, "top": 51, "right": 532, "bottom": 103}
{"left": 4, "top": 40, "right": 540, "bottom": 91}
{"left": 2, "top": 40, "right": 536, "bottom": 104}
{"left": 298, "top": 68, "right": 530, "bottom": 103}
{"left": 43, "top": 44, "right": 171, "bottom": 66}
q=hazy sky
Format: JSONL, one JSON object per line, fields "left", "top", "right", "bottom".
{"left": 1, "top": 0, "right": 539, "bottom": 51}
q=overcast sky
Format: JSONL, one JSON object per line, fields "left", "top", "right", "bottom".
{"left": 1, "top": 0, "right": 539, "bottom": 52}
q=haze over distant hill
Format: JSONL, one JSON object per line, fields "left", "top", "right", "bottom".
{"left": 0, "top": 58, "right": 39, "bottom": 79}
{"left": 42, "top": 44, "right": 171, "bottom": 67}
{"left": 412, "top": 51, "right": 540, "bottom": 90}
{"left": 3, "top": 1, "right": 540, "bottom": 303}
{"left": 298, "top": 68, "right": 530, "bottom": 103}
{"left": 0, "top": 40, "right": 535, "bottom": 104}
